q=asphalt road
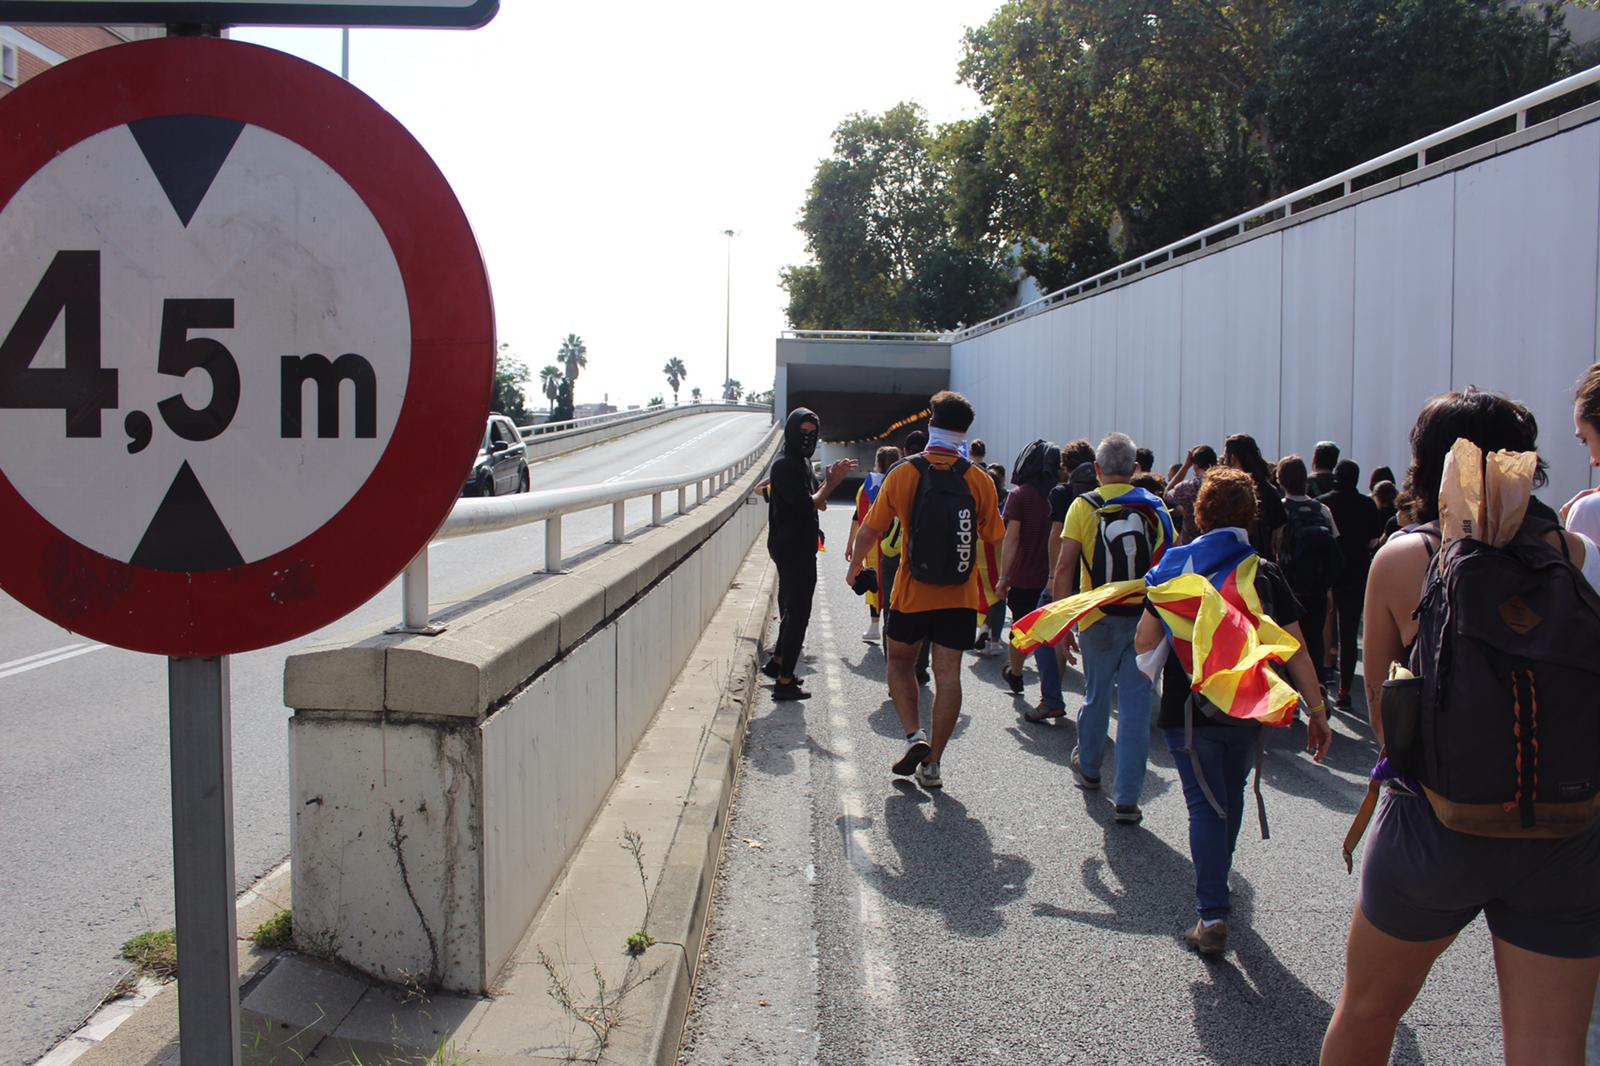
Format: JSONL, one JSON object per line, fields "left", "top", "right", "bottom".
{"left": 678, "top": 504, "right": 1506, "bottom": 1065}
{"left": 0, "top": 409, "right": 773, "bottom": 1066}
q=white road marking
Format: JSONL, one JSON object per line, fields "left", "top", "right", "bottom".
{"left": 601, "top": 420, "right": 740, "bottom": 484}
{"left": 814, "top": 595, "right": 915, "bottom": 1065}
{"left": 0, "top": 642, "right": 105, "bottom": 680}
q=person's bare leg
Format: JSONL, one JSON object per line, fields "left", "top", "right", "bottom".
{"left": 886, "top": 638, "right": 921, "bottom": 736}
{"left": 929, "top": 643, "right": 963, "bottom": 761}
{"left": 1493, "top": 936, "right": 1600, "bottom": 1066}
{"left": 1321, "top": 907, "right": 1455, "bottom": 1066}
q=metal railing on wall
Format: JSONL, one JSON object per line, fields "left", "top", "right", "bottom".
{"left": 949, "top": 62, "right": 1600, "bottom": 343}
{"left": 395, "top": 424, "right": 781, "bottom": 632}
{"left": 518, "top": 401, "right": 773, "bottom": 441}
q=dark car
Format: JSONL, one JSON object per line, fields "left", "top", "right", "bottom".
{"left": 463, "top": 414, "right": 530, "bottom": 496}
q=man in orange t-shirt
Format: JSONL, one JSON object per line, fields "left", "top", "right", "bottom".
{"left": 845, "top": 391, "right": 1003, "bottom": 789}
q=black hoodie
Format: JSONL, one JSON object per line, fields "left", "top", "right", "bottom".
{"left": 767, "top": 408, "right": 821, "bottom": 560}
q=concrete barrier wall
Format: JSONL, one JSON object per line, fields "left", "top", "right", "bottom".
{"left": 524, "top": 403, "right": 773, "bottom": 463}
{"left": 951, "top": 105, "right": 1600, "bottom": 505}
{"left": 285, "top": 440, "right": 777, "bottom": 992}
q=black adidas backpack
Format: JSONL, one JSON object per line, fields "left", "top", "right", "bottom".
{"left": 1403, "top": 511, "right": 1600, "bottom": 837}
{"left": 906, "top": 455, "right": 978, "bottom": 586}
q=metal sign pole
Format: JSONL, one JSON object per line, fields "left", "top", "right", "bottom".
{"left": 168, "top": 656, "right": 241, "bottom": 1066}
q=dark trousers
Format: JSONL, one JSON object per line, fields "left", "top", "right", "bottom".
{"left": 773, "top": 553, "right": 817, "bottom": 678}
{"left": 1332, "top": 576, "right": 1366, "bottom": 695}
{"left": 1291, "top": 582, "right": 1328, "bottom": 689}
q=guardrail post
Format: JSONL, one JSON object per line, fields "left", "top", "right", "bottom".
{"left": 545, "top": 516, "right": 562, "bottom": 572}
{"left": 612, "top": 501, "right": 625, "bottom": 543}
{"left": 651, "top": 492, "right": 662, "bottom": 526}
{"left": 678, "top": 486, "right": 688, "bottom": 515}
{"left": 696, "top": 481, "right": 704, "bottom": 506}
{"left": 403, "top": 550, "right": 429, "bottom": 629}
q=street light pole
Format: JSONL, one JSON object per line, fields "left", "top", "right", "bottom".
{"left": 340, "top": 28, "right": 349, "bottom": 80}
{"left": 722, "top": 228, "right": 735, "bottom": 401}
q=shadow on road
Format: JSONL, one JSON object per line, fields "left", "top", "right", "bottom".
{"left": 871, "top": 783, "right": 1032, "bottom": 937}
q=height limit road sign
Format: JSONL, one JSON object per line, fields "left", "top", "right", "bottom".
{"left": 0, "top": 1, "right": 498, "bottom": 26}
{"left": 0, "top": 36, "right": 495, "bottom": 655}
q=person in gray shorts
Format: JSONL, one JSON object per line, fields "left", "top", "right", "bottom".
{"left": 1320, "top": 390, "right": 1600, "bottom": 1066}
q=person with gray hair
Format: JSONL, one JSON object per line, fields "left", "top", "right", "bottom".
{"left": 1047, "top": 432, "right": 1173, "bottom": 824}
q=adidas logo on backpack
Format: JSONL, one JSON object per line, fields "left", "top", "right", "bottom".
{"left": 906, "top": 455, "right": 978, "bottom": 586}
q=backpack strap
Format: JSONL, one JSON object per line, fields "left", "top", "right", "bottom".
{"left": 1084, "top": 490, "right": 1106, "bottom": 511}
{"left": 1342, "top": 773, "right": 1384, "bottom": 874}
{"left": 1185, "top": 699, "right": 1228, "bottom": 821}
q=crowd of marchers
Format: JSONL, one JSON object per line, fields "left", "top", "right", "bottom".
{"left": 759, "top": 369, "right": 1600, "bottom": 1066}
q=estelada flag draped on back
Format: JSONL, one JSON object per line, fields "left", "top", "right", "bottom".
{"left": 1008, "top": 487, "right": 1173, "bottom": 647}
{"left": 1143, "top": 529, "right": 1302, "bottom": 727}
{"left": 1010, "top": 526, "right": 1302, "bottom": 727}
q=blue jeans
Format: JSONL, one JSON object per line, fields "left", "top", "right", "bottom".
{"left": 1164, "top": 725, "right": 1261, "bottom": 920}
{"left": 1076, "top": 613, "right": 1152, "bottom": 806}
{"left": 1032, "top": 589, "right": 1064, "bottom": 710}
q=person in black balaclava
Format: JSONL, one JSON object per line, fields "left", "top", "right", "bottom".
{"left": 764, "top": 407, "right": 857, "bottom": 700}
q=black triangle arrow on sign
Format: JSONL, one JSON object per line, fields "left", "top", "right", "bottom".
{"left": 128, "top": 115, "right": 246, "bottom": 228}
{"left": 131, "top": 462, "right": 245, "bottom": 573}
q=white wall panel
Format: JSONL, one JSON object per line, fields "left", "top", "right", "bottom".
{"left": 1453, "top": 125, "right": 1600, "bottom": 503}
{"left": 1088, "top": 289, "right": 1121, "bottom": 443}
{"left": 1115, "top": 269, "right": 1183, "bottom": 467}
{"left": 1221, "top": 234, "right": 1285, "bottom": 456}
{"left": 1352, "top": 177, "right": 1456, "bottom": 480}
{"left": 1178, "top": 255, "right": 1229, "bottom": 454}
{"left": 1280, "top": 211, "right": 1355, "bottom": 463}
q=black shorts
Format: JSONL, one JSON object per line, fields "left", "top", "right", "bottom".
{"left": 1007, "top": 586, "right": 1044, "bottom": 625}
{"left": 884, "top": 607, "right": 976, "bottom": 651}
{"left": 1359, "top": 789, "right": 1600, "bottom": 958}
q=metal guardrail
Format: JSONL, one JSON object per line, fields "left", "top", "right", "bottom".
{"left": 518, "top": 401, "right": 772, "bottom": 441}
{"left": 395, "top": 424, "right": 781, "bottom": 632}
{"left": 780, "top": 329, "right": 947, "bottom": 343}
{"left": 948, "top": 62, "right": 1600, "bottom": 343}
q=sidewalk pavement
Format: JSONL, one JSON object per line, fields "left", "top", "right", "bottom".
{"left": 65, "top": 545, "right": 777, "bottom": 1066}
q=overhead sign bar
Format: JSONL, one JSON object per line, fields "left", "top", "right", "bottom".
{"left": 0, "top": 0, "right": 497, "bottom": 26}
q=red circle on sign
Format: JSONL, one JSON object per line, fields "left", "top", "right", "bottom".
{"left": 0, "top": 38, "right": 494, "bottom": 656}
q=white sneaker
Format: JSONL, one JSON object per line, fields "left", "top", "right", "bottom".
{"left": 981, "top": 640, "right": 1003, "bottom": 658}
{"left": 862, "top": 619, "right": 881, "bottom": 643}
{"left": 915, "top": 761, "right": 943, "bottom": 789}
{"left": 893, "top": 733, "right": 931, "bottom": 776}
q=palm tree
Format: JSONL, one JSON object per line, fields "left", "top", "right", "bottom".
{"left": 726, "top": 378, "right": 743, "bottom": 403}
{"left": 539, "top": 365, "right": 562, "bottom": 406}
{"left": 662, "top": 357, "right": 687, "bottom": 405}
{"left": 691, "top": 386, "right": 702, "bottom": 403}
{"left": 558, "top": 334, "right": 587, "bottom": 385}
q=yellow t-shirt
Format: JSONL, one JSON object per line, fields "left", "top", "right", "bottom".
{"left": 864, "top": 454, "right": 1004, "bottom": 613}
{"left": 1062, "top": 482, "right": 1171, "bottom": 589}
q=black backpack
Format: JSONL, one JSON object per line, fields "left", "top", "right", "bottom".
{"left": 1280, "top": 497, "right": 1343, "bottom": 590}
{"left": 1011, "top": 439, "right": 1059, "bottom": 487}
{"left": 1400, "top": 513, "right": 1600, "bottom": 837}
{"left": 1084, "top": 491, "right": 1156, "bottom": 611}
{"left": 906, "top": 455, "right": 978, "bottom": 586}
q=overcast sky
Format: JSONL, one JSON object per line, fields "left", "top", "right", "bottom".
{"left": 234, "top": 2, "right": 998, "bottom": 411}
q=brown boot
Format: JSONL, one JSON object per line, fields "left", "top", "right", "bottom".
{"left": 1185, "top": 919, "right": 1228, "bottom": 957}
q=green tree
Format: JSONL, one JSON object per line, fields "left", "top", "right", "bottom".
{"left": 550, "top": 377, "right": 575, "bottom": 425}
{"left": 1265, "top": 0, "right": 1570, "bottom": 191}
{"left": 538, "top": 364, "right": 563, "bottom": 408}
{"left": 648, "top": 394, "right": 665, "bottom": 407}
{"left": 725, "top": 379, "right": 743, "bottom": 403}
{"left": 558, "top": 333, "right": 587, "bottom": 389}
{"left": 691, "top": 386, "right": 703, "bottom": 403}
{"left": 782, "top": 103, "right": 1014, "bottom": 331}
{"left": 662, "top": 357, "right": 687, "bottom": 405}
{"left": 492, "top": 343, "right": 531, "bottom": 425}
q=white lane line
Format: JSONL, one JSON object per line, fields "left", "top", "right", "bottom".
{"left": 0, "top": 642, "right": 105, "bottom": 680}
{"left": 601, "top": 419, "right": 748, "bottom": 484}
{"left": 814, "top": 595, "right": 915, "bottom": 1065}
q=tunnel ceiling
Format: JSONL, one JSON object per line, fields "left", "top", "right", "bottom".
{"left": 785, "top": 363, "right": 949, "bottom": 443}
